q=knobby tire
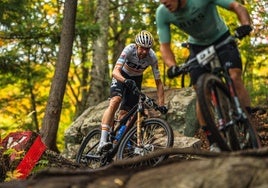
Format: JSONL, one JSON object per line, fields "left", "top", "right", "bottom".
{"left": 116, "top": 118, "right": 174, "bottom": 167}
{"left": 197, "top": 74, "right": 260, "bottom": 151}
{"left": 75, "top": 128, "right": 102, "bottom": 169}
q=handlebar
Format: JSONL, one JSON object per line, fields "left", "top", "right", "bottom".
{"left": 175, "top": 35, "right": 236, "bottom": 76}
{"left": 134, "top": 88, "right": 168, "bottom": 114}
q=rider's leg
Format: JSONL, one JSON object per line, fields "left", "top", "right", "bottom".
{"left": 98, "top": 96, "right": 122, "bottom": 151}
{"left": 117, "top": 110, "right": 128, "bottom": 120}
{"left": 196, "top": 97, "right": 215, "bottom": 142}
{"left": 197, "top": 101, "right": 220, "bottom": 152}
{"left": 228, "top": 68, "right": 251, "bottom": 112}
{"left": 194, "top": 85, "right": 220, "bottom": 151}
{"left": 194, "top": 84, "right": 206, "bottom": 127}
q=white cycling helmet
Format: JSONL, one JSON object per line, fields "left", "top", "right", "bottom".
{"left": 135, "top": 30, "right": 154, "bottom": 48}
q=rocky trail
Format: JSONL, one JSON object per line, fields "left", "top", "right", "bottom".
{"left": 0, "top": 106, "right": 267, "bottom": 188}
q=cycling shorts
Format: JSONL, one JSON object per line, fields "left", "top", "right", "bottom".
{"left": 188, "top": 31, "right": 242, "bottom": 85}
{"left": 110, "top": 70, "right": 142, "bottom": 111}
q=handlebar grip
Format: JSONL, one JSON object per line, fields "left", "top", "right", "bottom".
{"left": 133, "top": 87, "right": 141, "bottom": 96}
{"left": 157, "top": 106, "right": 168, "bottom": 114}
{"left": 176, "top": 68, "right": 184, "bottom": 76}
{"left": 167, "top": 66, "right": 183, "bottom": 78}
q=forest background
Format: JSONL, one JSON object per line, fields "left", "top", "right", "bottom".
{"left": 0, "top": 0, "right": 267, "bottom": 152}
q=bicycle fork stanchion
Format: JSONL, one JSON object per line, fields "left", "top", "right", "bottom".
{"left": 137, "top": 102, "right": 142, "bottom": 147}
{"left": 211, "top": 87, "right": 226, "bottom": 130}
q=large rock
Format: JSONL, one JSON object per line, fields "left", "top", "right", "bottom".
{"left": 62, "top": 87, "right": 201, "bottom": 159}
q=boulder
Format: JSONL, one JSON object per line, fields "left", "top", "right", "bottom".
{"left": 62, "top": 87, "right": 201, "bottom": 160}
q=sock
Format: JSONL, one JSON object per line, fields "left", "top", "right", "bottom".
{"left": 100, "top": 124, "right": 111, "bottom": 143}
{"left": 202, "top": 126, "right": 214, "bottom": 145}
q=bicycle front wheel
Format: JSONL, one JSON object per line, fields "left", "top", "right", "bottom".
{"left": 197, "top": 74, "right": 238, "bottom": 151}
{"left": 117, "top": 118, "right": 174, "bottom": 167}
{"left": 197, "top": 74, "right": 261, "bottom": 151}
{"left": 75, "top": 128, "right": 102, "bottom": 169}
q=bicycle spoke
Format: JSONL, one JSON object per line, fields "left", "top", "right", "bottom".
{"left": 117, "top": 118, "right": 173, "bottom": 167}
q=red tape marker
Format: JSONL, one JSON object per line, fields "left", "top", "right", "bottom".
{"left": 16, "top": 135, "right": 47, "bottom": 179}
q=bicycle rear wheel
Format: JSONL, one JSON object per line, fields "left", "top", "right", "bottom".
{"left": 75, "top": 128, "right": 102, "bottom": 169}
{"left": 117, "top": 118, "right": 174, "bottom": 167}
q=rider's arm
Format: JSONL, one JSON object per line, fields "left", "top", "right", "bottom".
{"left": 151, "top": 54, "right": 165, "bottom": 106}
{"left": 156, "top": 5, "right": 177, "bottom": 68}
{"left": 112, "top": 45, "right": 132, "bottom": 83}
{"left": 155, "top": 79, "right": 165, "bottom": 106}
{"left": 160, "top": 43, "right": 177, "bottom": 68}
{"left": 112, "top": 63, "right": 126, "bottom": 83}
{"left": 228, "top": 2, "right": 251, "bottom": 25}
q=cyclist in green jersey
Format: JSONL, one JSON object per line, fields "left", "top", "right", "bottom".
{"left": 156, "top": 0, "right": 253, "bottom": 151}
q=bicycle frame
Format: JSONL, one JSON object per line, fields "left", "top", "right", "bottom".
{"left": 101, "top": 92, "right": 159, "bottom": 164}
{"left": 76, "top": 90, "right": 173, "bottom": 168}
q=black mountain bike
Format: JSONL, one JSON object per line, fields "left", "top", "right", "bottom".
{"left": 76, "top": 90, "right": 174, "bottom": 168}
{"left": 173, "top": 35, "right": 261, "bottom": 151}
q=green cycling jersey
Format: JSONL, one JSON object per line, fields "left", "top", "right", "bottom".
{"left": 156, "top": 0, "right": 234, "bottom": 45}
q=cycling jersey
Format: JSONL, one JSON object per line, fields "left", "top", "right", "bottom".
{"left": 156, "top": 0, "right": 234, "bottom": 45}
{"left": 117, "top": 44, "right": 161, "bottom": 80}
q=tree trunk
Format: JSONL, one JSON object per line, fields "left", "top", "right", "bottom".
{"left": 86, "top": 0, "right": 110, "bottom": 107}
{"left": 110, "top": 0, "right": 134, "bottom": 68}
{"left": 40, "top": 0, "right": 77, "bottom": 152}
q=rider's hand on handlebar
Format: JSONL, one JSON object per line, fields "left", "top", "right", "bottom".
{"left": 167, "top": 65, "right": 181, "bottom": 79}
{"left": 124, "top": 79, "right": 137, "bottom": 90}
{"left": 158, "top": 106, "right": 168, "bottom": 114}
{"left": 234, "top": 25, "right": 252, "bottom": 39}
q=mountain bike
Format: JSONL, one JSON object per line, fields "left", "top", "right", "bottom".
{"left": 76, "top": 90, "right": 174, "bottom": 168}
{"left": 172, "top": 35, "right": 261, "bottom": 151}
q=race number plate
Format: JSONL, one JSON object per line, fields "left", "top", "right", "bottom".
{"left": 196, "top": 45, "right": 216, "bottom": 66}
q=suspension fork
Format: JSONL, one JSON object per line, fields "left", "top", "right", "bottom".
{"left": 210, "top": 84, "right": 225, "bottom": 130}
{"left": 224, "top": 74, "right": 245, "bottom": 118}
{"left": 136, "top": 100, "right": 144, "bottom": 147}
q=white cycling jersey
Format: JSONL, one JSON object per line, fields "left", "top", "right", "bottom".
{"left": 116, "top": 44, "right": 161, "bottom": 79}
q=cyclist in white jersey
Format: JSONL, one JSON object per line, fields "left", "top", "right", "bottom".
{"left": 97, "top": 30, "right": 167, "bottom": 152}
{"left": 156, "top": 0, "right": 253, "bottom": 152}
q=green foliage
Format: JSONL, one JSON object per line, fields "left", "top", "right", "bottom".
{"left": 31, "top": 158, "right": 49, "bottom": 174}
{"left": 0, "top": 0, "right": 61, "bottom": 134}
{"left": 76, "top": 0, "right": 100, "bottom": 38}
{"left": 1, "top": 148, "right": 26, "bottom": 181}
{"left": 0, "top": 0, "right": 29, "bottom": 28}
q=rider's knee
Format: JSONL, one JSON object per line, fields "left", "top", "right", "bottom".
{"left": 109, "top": 96, "right": 122, "bottom": 108}
{"left": 229, "top": 69, "right": 243, "bottom": 84}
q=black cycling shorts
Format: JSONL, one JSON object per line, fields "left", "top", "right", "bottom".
{"left": 110, "top": 70, "right": 142, "bottom": 112}
{"left": 188, "top": 31, "right": 242, "bottom": 85}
